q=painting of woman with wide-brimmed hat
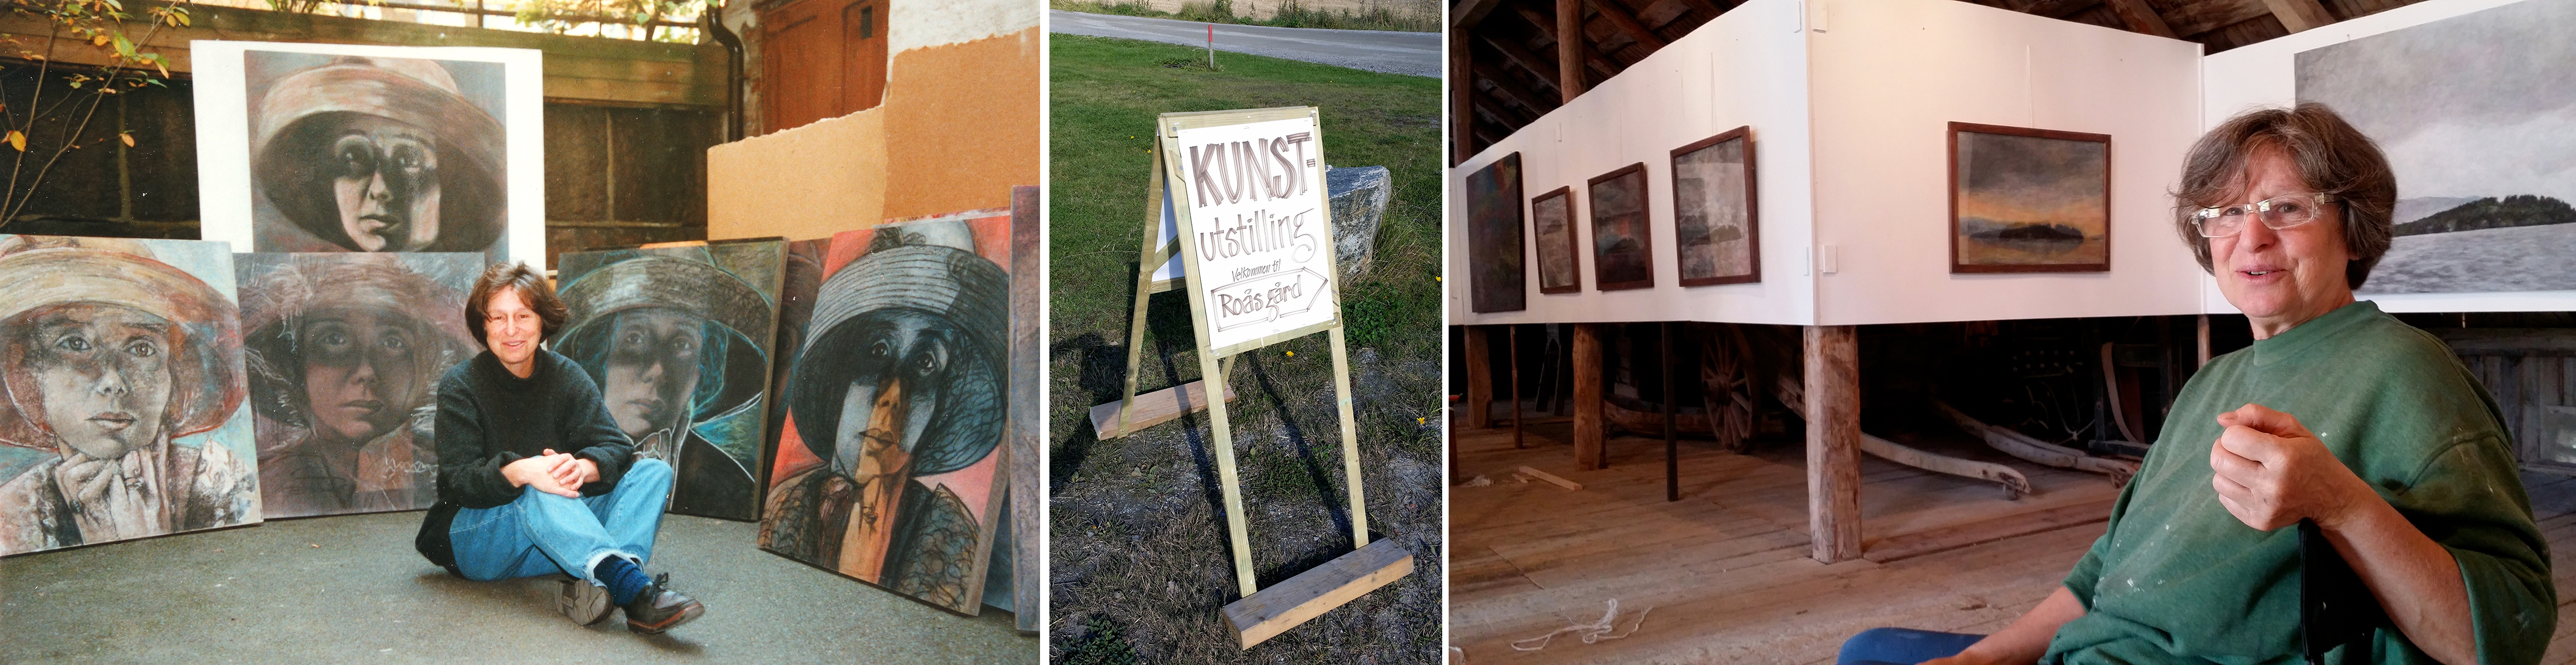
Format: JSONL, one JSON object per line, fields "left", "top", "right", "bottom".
{"left": 247, "top": 52, "right": 509, "bottom": 260}
{"left": 0, "top": 236, "right": 257, "bottom": 556}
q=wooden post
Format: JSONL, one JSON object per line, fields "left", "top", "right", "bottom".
{"left": 1804, "top": 325, "right": 1861, "bottom": 563}
{"left": 1663, "top": 321, "right": 1679, "bottom": 502}
{"left": 1451, "top": 26, "right": 1474, "bottom": 166}
{"left": 1464, "top": 325, "right": 1493, "bottom": 429}
{"left": 1573, "top": 323, "right": 1605, "bottom": 470}
{"left": 1555, "top": 0, "right": 1585, "bottom": 103}
{"left": 1511, "top": 325, "right": 1525, "bottom": 449}
{"left": 2197, "top": 313, "right": 2211, "bottom": 369}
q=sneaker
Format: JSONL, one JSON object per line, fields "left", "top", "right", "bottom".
{"left": 621, "top": 572, "right": 705, "bottom": 634}
{"left": 556, "top": 576, "right": 613, "bottom": 626}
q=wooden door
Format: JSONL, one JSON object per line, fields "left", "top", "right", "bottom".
{"left": 759, "top": 0, "right": 888, "bottom": 134}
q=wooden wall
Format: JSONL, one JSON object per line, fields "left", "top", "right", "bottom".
{"left": 2438, "top": 329, "right": 2576, "bottom": 473}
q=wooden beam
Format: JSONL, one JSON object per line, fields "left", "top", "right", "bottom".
{"left": 1557, "top": 0, "right": 1587, "bottom": 103}
{"left": 1477, "top": 34, "right": 1564, "bottom": 97}
{"left": 1466, "top": 325, "right": 1494, "bottom": 429}
{"left": 1453, "top": 28, "right": 1475, "bottom": 166}
{"left": 2160, "top": 0, "right": 2272, "bottom": 36}
{"left": 1572, "top": 323, "right": 1606, "bottom": 470}
{"left": 2100, "top": 0, "right": 2177, "bottom": 37}
{"left": 1671, "top": 0, "right": 1726, "bottom": 23}
{"left": 1515, "top": 465, "right": 1583, "bottom": 490}
{"left": 1089, "top": 380, "right": 1240, "bottom": 439}
{"left": 1471, "top": 94, "right": 1536, "bottom": 137}
{"left": 1803, "top": 325, "right": 1861, "bottom": 563}
{"left": 1472, "top": 62, "right": 1552, "bottom": 118}
{"left": 1222, "top": 538, "right": 1413, "bottom": 649}
{"left": 1454, "top": 0, "right": 1509, "bottom": 28}
{"left": 2014, "top": 0, "right": 2105, "bottom": 19}
{"left": 2260, "top": 0, "right": 2337, "bottom": 32}
{"left": 1585, "top": 0, "right": 1668, "bottom": 49}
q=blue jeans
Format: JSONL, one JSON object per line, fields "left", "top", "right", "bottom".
{"left": 1837, "top": 627, "right": 1987, "bottom": 665}
{"left": 448, "top": 458, "right": 672, "bottom": 588}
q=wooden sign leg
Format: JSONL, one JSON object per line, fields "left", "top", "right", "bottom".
{"left": 1328, "top": 325, "right": 1369, "bottom": 548}
{"left": 1198, "top": 348, "right": 1260, "bottom": 598}
{"left": 1804, "top": 325, "right": 1862, "bottom": 563}
{"left": 1572, "top": 323, "right": 1605, "bottom": 470}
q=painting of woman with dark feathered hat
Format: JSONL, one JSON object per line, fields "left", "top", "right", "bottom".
{"left": 759, "top": 217, "right": 1012, "bottom": 614}
{"left": 246, "top": 51, "right": 509, "bottom": 260}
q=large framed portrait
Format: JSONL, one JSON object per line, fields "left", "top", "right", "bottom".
{"left": 1949, "top": 122, "right": 2111, "bottom": 273}
{"left": 1532, "top": 186, "right": 1579, "bottom": 294}
{"left": 1588, "top": 162, "right": 1654, "bottom": 291}
{"left": 1670, "top": 127, "right": 1759, "bottom": 286}
{"left": 191, "top": 41, "right": 545, "bottom": 269}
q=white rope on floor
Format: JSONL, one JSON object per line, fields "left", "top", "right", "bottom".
{"left": 1508, "top": 598, "right": 1653, "bottom": 652}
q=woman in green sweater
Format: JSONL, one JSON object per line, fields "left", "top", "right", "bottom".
{"left": 1843, "top": 104, "right": 2554, "bottom": 665}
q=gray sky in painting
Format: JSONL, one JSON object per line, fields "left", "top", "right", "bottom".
{"left": 2296, "top": 0, "right": 2576, "bottom": 205}
{"left": 1957, "top": 131, "right": 2106, "bottom": 215}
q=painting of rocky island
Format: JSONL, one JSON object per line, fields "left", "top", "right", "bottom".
{"left": 1949, "top": 122, "right": 2110, "bottom": 273}
{"left": 2298, "top": 0, "right": 2576, "bottom": 295}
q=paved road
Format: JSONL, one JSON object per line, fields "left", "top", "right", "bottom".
{"left": 1050, "top": 9, "right": 1439, "bottom": 78}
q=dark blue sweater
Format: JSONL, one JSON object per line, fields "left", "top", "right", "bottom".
{"left": 414, "top": 348, "right": 635, "bottom": 567}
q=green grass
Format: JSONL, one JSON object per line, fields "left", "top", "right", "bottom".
{"left": 1048, "top": 34, "right": 1443, "bottom": 664}
{"left": 1052, "top": 0, "right": 1440, "bottom": 32}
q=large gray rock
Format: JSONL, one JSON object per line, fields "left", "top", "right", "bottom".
{"left": 1326, "top": 165, "right": 1390, "bottom": 280}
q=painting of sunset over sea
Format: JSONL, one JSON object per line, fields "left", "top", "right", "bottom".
{"left": 1949, "top": 123, "right": 2111, "bottom": 273}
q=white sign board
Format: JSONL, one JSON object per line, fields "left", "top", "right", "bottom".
{"left": 1173, "top": 116, "right": 1340, "bottom": 352}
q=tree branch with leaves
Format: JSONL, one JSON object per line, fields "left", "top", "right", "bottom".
{"left": 0, "top": 0, "right": 186, "bottom": 229}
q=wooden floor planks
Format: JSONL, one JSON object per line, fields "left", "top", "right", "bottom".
{"left": 1450, "top": 425, "right": 2576, "bottom": 664}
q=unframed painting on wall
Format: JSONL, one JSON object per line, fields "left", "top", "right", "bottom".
{"left": 1466, "top": 153, "right": 1526, "bottom": 313}
{"left": 0, "top": 236, "right": 260, "bottom": 557}
{"left": 2297, "top": 0, "right": 2576, "bottom": 296}
{"left": 1949, "top": 122, "right": 2111, "bottom": 273}
{"left": 1589, "top": 162, "right": 1654, "bottom": 291}
{"left": 239, "top": 252, "right": 482, "bottom": 520}
{"left": 555, "top": 239, "right": 787, "bottom": 522}
{"left": 1670, "top": 126, "right": 1759, "bottom": 286}
{"left": 759, "top": 209, "right": 1018, "bottom": 615}
{"left": 189, "top": 41, "right": 546, "bottom": 269}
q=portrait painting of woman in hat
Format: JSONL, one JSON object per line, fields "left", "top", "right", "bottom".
{"left": 239, "top": 253, "right": 481, "bottom": 519}
{"left": 247, "top": 52, "right": 509, "bottom": 260}
{"left": 760, "top": 220, "right": 1010, "bottom": 613}
{"left": 0, "top": 236, "right": 259, "bottom": 557}
{"left": 554, "top": 243, "right": 782, "bottom": 522}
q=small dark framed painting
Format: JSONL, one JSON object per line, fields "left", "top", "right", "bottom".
{"left": 1466, "top": 152, "right": 1526, "bottom": 312}
{"left": 1587, "top": 163, "right": 1654, "bottom": 291}
{"left": 1532, "top": 186, "right": 1579, "bottom": 294}
{"left": 1949, "top": 122, "right": 2111, "bottom": 273}
{"left": 1670, "top": 126, "right": 1759, "bottom": 286}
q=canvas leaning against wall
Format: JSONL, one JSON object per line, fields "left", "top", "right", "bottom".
{"left": 1949, "top": 123, "right": 2112, "bottom": 273}
{"left": 2298, "top": 0, "right": 2576, "bottom": 296}
{"left": 555, "top": 239, "right": 787, "bottom": 523}
{"left": 0, "top": 236, "right": 259, "bottom": 557}
{"left": 1466, "top": 153, "right": 1526, "bottom": 313}
{"left": 759, "top": 209, "right": 1018, "bottom": 615}
{"left": 191, "top": 42, "right": 545, "bottom": 269}
{"left": 1671, "top": 127, "right": 1759, "bottom": 286}
{"left": 239, "top": 252, "right": 481, "bottom": 520}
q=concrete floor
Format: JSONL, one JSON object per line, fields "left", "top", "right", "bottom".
{"left": 0, "top": 511, "right": 1036, "bottom": 664}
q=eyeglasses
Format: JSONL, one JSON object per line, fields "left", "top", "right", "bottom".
{"left": 2191, "top": 192, "right": 2338, "bottom": 238}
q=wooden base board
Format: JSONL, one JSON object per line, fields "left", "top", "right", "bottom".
{"left": 1089, "top": 380, "right": 1239, "bottom": 439}
{"left": 1222, "top": 537, "right": 1415, "bottom": 649}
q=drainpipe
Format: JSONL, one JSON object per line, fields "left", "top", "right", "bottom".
{"left": 705, "top": 1, "right": 745, "bottom": 142}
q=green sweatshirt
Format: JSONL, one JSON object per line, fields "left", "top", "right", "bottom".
{"left": 2044, "top": 301, "right": 2554, "bottom": 665}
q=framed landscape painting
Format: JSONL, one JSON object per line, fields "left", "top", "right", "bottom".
{"left": 1532, "top": 186, "right": 1579, "bottom": 294}
{"left": 1949, "top": 122, "right": 2111, "bottom": 273}
{"left": 1670, "top": 127, "right": 1759, "bottom": 286}
{"left": 1589, "top": 162, "right": 1654, "bottom": 291}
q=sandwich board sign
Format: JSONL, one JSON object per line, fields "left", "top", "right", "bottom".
{"left": 1093, "top": 107, "right": 1413, "bottom": 649}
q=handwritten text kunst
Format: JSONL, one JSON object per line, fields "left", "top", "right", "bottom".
{"left": 1189, "top": 131, "right": 1317, "bottom": 207}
